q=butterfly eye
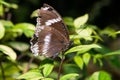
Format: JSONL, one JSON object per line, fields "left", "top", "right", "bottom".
{"left": 48, "top": 8, "right": 53, "bottom": 11}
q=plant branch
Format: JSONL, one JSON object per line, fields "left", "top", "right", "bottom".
{"left": 0, "top": 60, "right": 6, "bottom": 80}
{"left": 57, "top": 54, "right": 65, "bottom": 80}
{"left": 23, "top": 57, "right": 34, "bottom": 73}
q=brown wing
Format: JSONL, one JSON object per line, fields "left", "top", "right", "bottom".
{"left": 38, "top": 4, "right": 69, "bottom": 41}
{"left": 30, "top": 4, "right": 70, "bottom": 58}
{"left": 37, "top": 26, "right": 69, "bottom": 58}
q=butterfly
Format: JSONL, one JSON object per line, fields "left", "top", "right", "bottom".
{"left": 30, "top": 4, "right": 70, "bottom": 58}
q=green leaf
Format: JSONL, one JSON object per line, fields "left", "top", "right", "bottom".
{"left": 0, "top": 1, "right": 18, "bottom": 9}
{"left": 0, "top": 45, "right": 17, "bottom": 60}
{"left": 60, "top": 73, "right": 79, "bottom": 80}
{"left": 0, "top": 22, "right": 5, "bottom": 39}
{"left": 8, "top": 41, "right": 29, "bottom": 52}
{"left": 76, "top": 27, "right": 93, "bottom": 41}
{"left": 93, "top": 54, "right": 103, "bottom": 66}
{"left": 73, "top": 39, "right": 81, "bottom": 45}
{"left": 0, "top": 62, "right": 20, "bottom": 80}
{"left": 74, "top": 14, "right": 88, "bottom": 28}
{"left": 74, "top": 56, "right": 84, "bottom": 69}
{"left": 42, "top": 78, "right": 54, "bottom": 80}
{"left": 10, "top": 3, "right": 18, "bottom": 9}
{"left": 31, "top": 9, "right": 38, "bottom": 18}
{"left": 65, "top": 44, "right": 101, "bottom": 55}
{"left": 83, "top": 53, "right": 91, "bottom": 65}
{"left": 43, "top": 63, "right": 54, "bottom": 77}
{"left": 17, "top": 69, "right": 43, "bottom": 80}
{"left": 14, "top": 23, "right": 35, "bottom": 37}
{"left": 98, "top": 58, "right": 103, "bottom": 67}
{"left": 63, "top": 17, "right": 74, "bottom": 26}
{"left": 94, "top": 54, "right": 102, "bottom": 59}
{"left": 100, "top": 27, "right": 116, "bottom": 38}
{"left": 63, "top": 64, "right": 80, "bottom": 73}
{"left": 89, "top": 71, "right": 112, "bottom": 80}
{"left": 0, "top": 20, "right": 14, "bottom": 29}
{"left": 0, "top": 4, "right": 3, "bottom": 16}
{"left": 94, "top": 44, "right": 111, "bottom": 54}
{"left": 103, "top": 49, "right": 120, "bottom": 57}
{"left": 116, "top": 30, "right": 120, "bottom": 34}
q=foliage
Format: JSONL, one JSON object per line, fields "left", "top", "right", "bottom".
{"left": 0, "top": 1, "right": 35, "bottom": 80}
{"left": 89, "top": 71, "right": 112, "bottom": 80}
{"left": 0, "top": 0, "right": 120, "bottom": 80}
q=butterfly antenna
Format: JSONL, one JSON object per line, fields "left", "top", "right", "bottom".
{"left": 57, "top": 53, "right": 65, "bottom": 80}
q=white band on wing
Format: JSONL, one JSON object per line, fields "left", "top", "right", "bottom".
{"left": 45, "top": 17, "right": 61, "bottom": 26}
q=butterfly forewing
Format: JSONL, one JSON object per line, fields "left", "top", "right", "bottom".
{"left": 39, "top": 4, "right": 69, "bottom": 40}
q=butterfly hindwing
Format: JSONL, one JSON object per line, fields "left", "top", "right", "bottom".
{"left": 37, "top": 26, "right": 68, "bottom": 57}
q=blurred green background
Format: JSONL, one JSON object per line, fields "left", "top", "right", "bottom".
{"left": 6, "top": 0, "right": 120, "bottom": 28}
{"left": 1, "top": 0, "right": 120, "bottom": 80}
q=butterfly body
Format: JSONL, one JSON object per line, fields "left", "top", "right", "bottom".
{"left": 30, "top": 4, "right": 70, "bottom": 58}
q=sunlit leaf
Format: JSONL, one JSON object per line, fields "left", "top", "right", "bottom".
{"left": 0, "top": 1, "right": 18, "bottom": 9}
{"left": 0, "top": 1, "right": 10, "bottom": 7}
{"left": 65, "top": 44, "right": 101, "bottom": 55}
{"left": 103, "top": 49, "right": 120, "bottom": 57}
{"left": 43, "top": 63, "right": 54, "bottom": 77}
{"left": 31, "top": 9, "right": 38, "bottom": 18}
{"left": 83, "top": 53, "right": 91, "bottom": 65}
{"left": 89, "top": 71, "right": 112, "bottom": 80}
{"left": 0, "top": 20, "right": 21, "bottom": 40}
{"left": 8, "top": 41, "right": 29, "bottom": 52}
{"left": 93, "top": 54, "right": 103, "bottom": 66}
{"left": 0, "top": 22, "right": 5, "bottom": 39}
{"left": 74, "top": 14, "right": 88, "bottom": 28}
{"left": 60, "top": 73, "right": 79, "bottom": 80}
{"left": 17, "top": 69, "right": 43, "bottom": 80}
{"left": 0, "top": 45, "right": 17, "bottom": 60}
{"left": 73, "top": 39, "right": 81, "bottom": 45}
{"left": 76, "top": 27, "right": 93, "bottom": 41}
{"left": 10, "top": 3, "right": 18, "bottom": 9}
{"left": 14, "top": 23, "right": 35, "bottom": 37}
{"left": 116, "top": 30, "right": 120, "bottom": 34}
{"left": 74, "top": 56, "right": 84, "bottom": 69}
{"left": 94, "top": 54, "right": 102, "bottom": 59}
{"left": 109, "top": 30, "right": 120, "bottom": 38}
{"left": 0, "top": 20, "right": 14, "bottom": 28}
